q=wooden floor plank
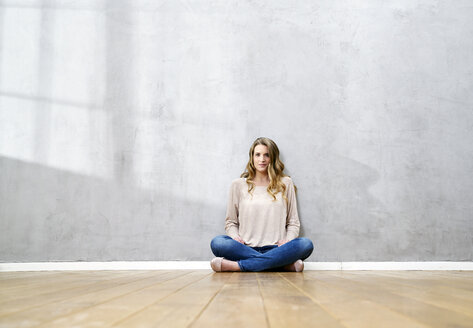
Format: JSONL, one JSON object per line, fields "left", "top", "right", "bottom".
{"left": 0, "top": 271, "right": 147, "bottom": 301}
{"left": 113, "top": 271, "right": 231, "bottom": 327}
{"left": 281, "top": 272, "right": 431, "bottom": 328}
{"left": 0, "top": 271, "right": 81, "bottom": 293}
{"left": 417, "top": 270, "right": 473, "bottom": 280}
{"left": 36, "top": 271, "right": 210, "bottom": 328}
{"left": 330, "top": 271, "right": 473, "bottom": 316}
{"left": 333, "top": 270, "right": 473, "bottom": 302}
{"left": 0, "top": 271, "right": 59, "bottom": 282}
{"left": 189, "top": 272, "right": 269, "bottom": 328}
{"left": 257, "top": 272, "right": 345, "bottom": 328}
{"left": 0, "top": 271, "right": 190, "bottom": 328}
{"left": 305, "top": 271, "right": 473, "bottom": 328}
{"left": 0, "top": 271, "right": 138, "bottom": 300}
{"left": 361, "top": 270, "right": 473, "bottom": 291}
{"left": 0, "top": 271, "right": 162, "bottom": 317}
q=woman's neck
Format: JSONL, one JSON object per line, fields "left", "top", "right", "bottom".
{"left": 253, "top": 171, "right": 270, "bottom": 185}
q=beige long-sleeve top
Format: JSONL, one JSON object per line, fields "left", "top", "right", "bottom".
{"left": 224, "top": 176, "right": 300, "bottom": 247}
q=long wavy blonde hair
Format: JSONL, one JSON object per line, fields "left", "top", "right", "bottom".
{"left": 240, "top": 137, "right": 297, "bottom": 203}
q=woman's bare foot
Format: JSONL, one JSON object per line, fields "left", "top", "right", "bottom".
{"left": 283, "top": 260, "right": 304, "bottom": 272}
{"left": 221, "top": 258, "right": 241, "bottom": 272}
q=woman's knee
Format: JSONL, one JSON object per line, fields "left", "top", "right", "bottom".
{"left": 210, "top": 235, "right": 232, "bottom": 256}
{"left": 295, "top": 237, "right": 314, "bottom": 258}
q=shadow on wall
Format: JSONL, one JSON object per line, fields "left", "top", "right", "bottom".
{"left": 294, "top": 149, "right": 396, "bottom": 262}
{"left": 0, "top": 155, "right": 225, "bottom": 262}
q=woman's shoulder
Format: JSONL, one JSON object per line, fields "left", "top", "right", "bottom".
{"left": 230, "top": 177, "right": 246, "bottom": 186}
{"left": 281, "top": 176, "right": 294, "bottom": 185}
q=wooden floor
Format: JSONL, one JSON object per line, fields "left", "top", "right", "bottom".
{"left": 0, "top": 270, "right": 472, "bottom": 327}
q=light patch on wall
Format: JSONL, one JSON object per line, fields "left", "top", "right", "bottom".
{"left": 0, "top": 4, "right": 112, "bottom": 179}
{"left": 0, "top": 98, "right": 113, "bottom": 179}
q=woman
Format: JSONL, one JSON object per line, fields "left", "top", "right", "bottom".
{"left": 210, "top": 137, "right": 314, "bottom": 272}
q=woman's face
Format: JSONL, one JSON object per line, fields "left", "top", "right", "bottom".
{"left": 253, "top": 144, "right": 270, "bottom": 174}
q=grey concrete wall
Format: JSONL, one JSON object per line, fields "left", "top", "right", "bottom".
{"left": 1, "top": 0, "right": 472, "bottom": 262}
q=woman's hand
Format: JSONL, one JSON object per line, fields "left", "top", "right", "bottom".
{"left": 233, "top": 236, "right": 245, "bottom": 244}
{"left": 277, "top": 239, "right": 289, "bottom": 247}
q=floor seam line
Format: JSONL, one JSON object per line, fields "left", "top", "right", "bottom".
{"left": 187, "top": 272, "right": 233, "bottom": 328}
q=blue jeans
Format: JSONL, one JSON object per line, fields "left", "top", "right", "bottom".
{"left": 210, "top": 235, "right": 314, "bottom": 272}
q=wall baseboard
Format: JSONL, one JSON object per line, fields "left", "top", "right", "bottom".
{"left": 1, "top": 261, "right": 472, "bottom": 271}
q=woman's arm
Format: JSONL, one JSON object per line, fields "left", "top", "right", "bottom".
{"left": 285, "top": 178, "right": 300, "bottom": 240}
{"left": 277, "top": 178, "right": 301, "bottom": 246}
{"left": 224, "top": 180, "right": 243, "bottom": 242}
